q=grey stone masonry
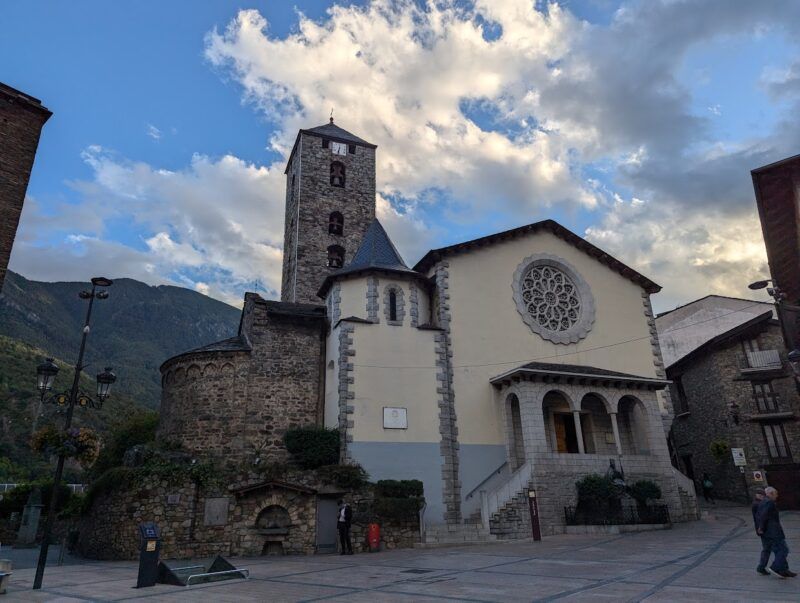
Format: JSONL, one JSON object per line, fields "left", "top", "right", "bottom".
{"left": 281, "top": 129, "right": 376, "bottom": 304}
{"left": 383, "top": 283, "right": 405, "bottom": 325}
{"left": 409, "top": 281, "right": 419, "bottom": 327}
{"left": 642, "top": 291, "right": 674, "bottom": 433}
{"left": 433, "top": 261, "right": 462, "bottom": 524}
{"left": 337, "top": 322, "right": 356, "bottom": 461}
{"left": 367, "top": 275, "right": 380, "bottom": 323}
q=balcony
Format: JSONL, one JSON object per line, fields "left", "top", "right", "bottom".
{"left": 740, "top": 349, "right": 784, "bottom": 377}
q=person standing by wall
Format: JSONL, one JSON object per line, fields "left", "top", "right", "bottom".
{"left": 701, "top": 473, "right": 715, "bottom": 504}
{"left": 751, "top": 488, "right": 771, "bottom": 575}
{"left": 756, "top": 487, "right": 796, "bottom": 578}
{"left": 337, "top": 499, "right": 353, "bottom": 555}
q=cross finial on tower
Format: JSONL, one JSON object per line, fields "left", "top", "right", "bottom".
{"left": 330, "top": 108, "right": 334, "bottom": 123}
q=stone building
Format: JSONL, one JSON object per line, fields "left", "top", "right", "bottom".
{"left": 158, "top": 120, "right": 697, "bottom": 549}
{"left": 0, "top": 82, "right": 51, "bottom": 290}
{"left": 657, "top": 295, "right": 800, "bottom": 508}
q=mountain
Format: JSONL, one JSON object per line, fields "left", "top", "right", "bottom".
{"left": 0, "top": 335, "right": 143, "bottom": 477}
{"left": 0, "top": 272, "right": 241, "bottom": 408}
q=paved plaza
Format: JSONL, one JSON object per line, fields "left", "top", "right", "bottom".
{"left": 3, "top": 506, "right": 798, "bottom": 602}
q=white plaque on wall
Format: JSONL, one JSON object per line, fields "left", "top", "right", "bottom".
{"left": 383, "top": 407, "right": 408, "bottom": 429}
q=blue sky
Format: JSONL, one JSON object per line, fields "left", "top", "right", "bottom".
{"left": 3, "top": 1, "right": 800, "bottom": 310}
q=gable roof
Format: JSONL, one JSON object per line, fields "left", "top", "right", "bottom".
{"left": 655, "top": 295, "right": 775, "bottom": 369}
{"left": 412, "top": 219, "right": 661, "bottom": 294}
{"left": 490, "top": 361, "right": 669, "bottom": 389}
{"left": 285, "top": 119, "right": 376, "bottom": 173}
{"left": 318, "top": 219, "right": 423, "bottom": 297}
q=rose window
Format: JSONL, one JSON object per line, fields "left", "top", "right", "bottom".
{"left": 521, "top": 266, "right": 582, "bottom": 332}
{"left": 512, "top": 254, "right": 595, "bottom": 344}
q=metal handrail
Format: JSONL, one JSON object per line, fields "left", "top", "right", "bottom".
{"left": 185, "top": 568, "right": 249, "bottom": 586}
{"left": 465, "top": 461, "right": 508, "bottom": 500}
{"left": 480, "top": 461, "right": 532, "bottom": 528}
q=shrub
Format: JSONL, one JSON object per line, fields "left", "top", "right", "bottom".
{"left": 709, "top": 439, "right": 729, "bottom": 463}
{"left": 30, "top": 425, "right": 101, "bottom": 467}
{"left": 370, "top": 497, "right": 424, "bottom": 522}
{"left": 90, "top": 411, "right": 159, "bottom": 478}
{"left": 284, "top": 427, "right": 339, "bottom": 469}
{"left": 576, "top": 474, "right": 618, "bottom": 505}
{"left": 627, "top": 480, "right": 662, "bottom": 506}
{"left": 82, "top": 466, "right": 136, "bottom": 512}
{"left": 316, "top": 464, "right": 370, "bottom": 490}
{"left": 0, "top": 481, "right": 72, "bottom": 518}
{"left": 374, "top": 479, "right": 423, "bottom": 498}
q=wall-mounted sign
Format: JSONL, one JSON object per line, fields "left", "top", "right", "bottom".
{"left": 753, "top": 470, "right": 765, "bottom": 482}
{"left": 731, "top": 447, "right": 747, "bottom": 466}
{"left": 383, "top": 407, "right": 408, "bottom": 429}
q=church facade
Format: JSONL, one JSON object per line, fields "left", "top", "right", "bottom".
{"left": 159, "top": 121, "right": 697, "bottom": 536}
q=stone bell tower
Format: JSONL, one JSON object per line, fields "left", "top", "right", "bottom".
{"left": 280, "top": 118, "right": 377, "bottom": 304}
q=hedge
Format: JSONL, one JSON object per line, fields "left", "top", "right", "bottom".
{"left": 284, "top": 427, "right": 339, "bottom": 469}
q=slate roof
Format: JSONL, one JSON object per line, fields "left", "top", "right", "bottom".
{"left": 303, "top": 121, "right": 375, "bottom": 147}
{"left": 413, "top": 219, "right": 661, "bottom": 294}
{"left": 285, "top": 119, "right": 376, "bottom": 173}
{"left": 655, "top": 295, "right": 775, "bottom": 368}
{"left": 318, "top": 219, "right": 424, "bottom": 297}
{"left": 490, "top": 361, "right": 669, "bottom": 388}
{"left": 160, "top": 334, "right": 252, "bottom": 371}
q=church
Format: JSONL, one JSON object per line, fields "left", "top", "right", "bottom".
{"left": 158, "top": 120, "right": 697, "bottom": 537}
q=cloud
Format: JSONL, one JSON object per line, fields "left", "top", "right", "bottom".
{"left": 10, "top": 148, "right": 287, "bottom": 306}
{"left": 146, "top": 123, "right": 162, "bottom": 140}
{"left": 201, "top": 0, "right": 800, "bottom": 309}
{"left": 11, "top": 1, "right": 800, "bottom": 311}
{"left": 585, "top": 199, "right": 769, "bottom": 312}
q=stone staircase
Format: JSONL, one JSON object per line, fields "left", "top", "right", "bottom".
{"left": 488, "top": 488, "right": 532, "bottom": 539}
{"left": 417, "top": 523, "right": 498, "bottom": 548}
{"left": 671, "top": 467, "right": 700, "bottom": 521}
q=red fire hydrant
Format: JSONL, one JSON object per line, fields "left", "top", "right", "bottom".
{"left": 367, "top": 523, "right": 381, "bottom": 552}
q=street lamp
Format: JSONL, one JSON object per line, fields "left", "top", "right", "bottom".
{"left": 32, "top": 277, "right": 116, "bottom": 591}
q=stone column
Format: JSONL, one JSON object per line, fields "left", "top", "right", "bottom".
{"left": 609, "top": 412, "right": 623, "bottom": 456}
{"left": 572, "top": 410, "right": 585, "bottom": 454}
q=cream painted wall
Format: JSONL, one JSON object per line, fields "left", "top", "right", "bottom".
{"left": 442, "top": 231, "right": 658, "bottom": 446}
{"left": 349, "top": 289, "right": 440, "bottom": 443}
{"left": 338, "top": 278, "right": 368, "bottom": 319}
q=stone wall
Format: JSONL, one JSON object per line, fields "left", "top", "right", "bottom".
{"left": 78, "top": 474, "right": 420, "bottom": 560}
{"left": 158, "top": 295, "right": 326, "bottom": 463}
{"left": 0, "top": 83, "right": 51, "bottom": 289}
{"left": 281, "top": 130, "right": 376, "bottom": 304}
{"left": 669, "top": 322, "right": 800, "bottom": 503}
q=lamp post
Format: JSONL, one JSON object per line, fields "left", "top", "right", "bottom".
{"left": 32, "top": 277, "right": 116, "bottom": 591}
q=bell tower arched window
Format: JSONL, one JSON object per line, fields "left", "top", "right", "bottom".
{"left": 329, "top": 212, "right": 343, "bottom": 235}
{"left": 330, "top": 161, "right": 345, "bottom": 188}
{"left": 327, "top": 245, "right": 344, "bottom": 268}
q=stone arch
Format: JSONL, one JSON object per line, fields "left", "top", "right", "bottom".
{"left": 327, "top": 244, "right": 345, "bottom": 268}
{"left": 542, "top": 390, "right": 579, "bottom": 453}
{"left": 187, "top": 364, "right": 201, "bottom": 379}
{"left": 173, "top": 367, "right": 186, "bottom": 384}
{"left": 221, "top": 362, "right": 235, "bottom": 375}
{"left": 202, "top": 362, "right": 217, "bottom": 377}
{"left": 328, "top": 211, "right": 343, "bottom": 235}
{"left": 330, "top": 161, "right": 345, "bottom": 187}
{"left": 617, "top": 395, "right": 650, "bottom": 455}
{"left": 579, "top": 393, "right": 615, "bottom": 455}
{"left": 505, "top": 393, "right": 526, "bottom": 469}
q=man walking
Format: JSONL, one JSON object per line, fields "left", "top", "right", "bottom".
{"left": 337, "top": 499, "right": 353, "bottom": 555}
{"left": 756, "top": 487, "right": 796, "bottom": 578}
{"left": 751, "top": 488, "right": 771, "bottom": 575}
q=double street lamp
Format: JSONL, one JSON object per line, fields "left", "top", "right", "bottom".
{"left": 32, "top": 277, "right": 116, "bottom": 591}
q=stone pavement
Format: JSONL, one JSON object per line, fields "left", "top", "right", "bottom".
{"left": 3, "top": 506, "right": 798, "bottom": 602}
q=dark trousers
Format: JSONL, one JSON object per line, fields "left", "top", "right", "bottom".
{"left": 702, "top": 487, "right": 714, "bottom": 503}
{"left": 757, "top": 535, "right": 771, "bottom": 570}
{"left": 765, "top": 537, "right": 789, "bottom": 572}
{"left": 338, "top": 522, "right": 353, "bottom": 554}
